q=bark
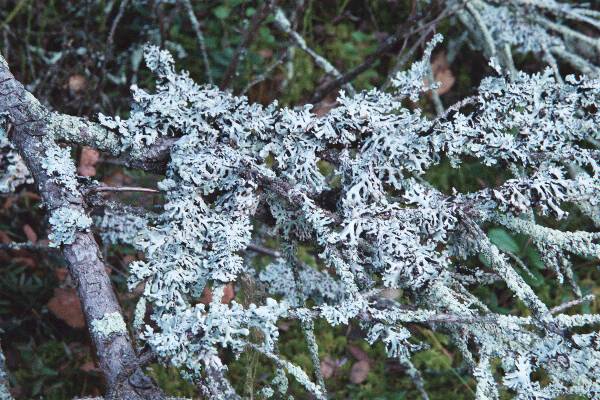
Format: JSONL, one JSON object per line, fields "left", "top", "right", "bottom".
{"left": 0, "top": 56, "right": 165, "bottom": 399}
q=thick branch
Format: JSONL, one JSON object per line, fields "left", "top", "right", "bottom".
{"left": 0, "top": 55, "right": 165, "bottom": 399}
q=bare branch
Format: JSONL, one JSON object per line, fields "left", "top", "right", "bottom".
{"left": 90, "top": 185, "right": 160, "bottom": 194}
{"left": 220, "top": 0, "right": 277, "bottom": 89}
{"left": 273, "top": 7, "right": 355, "bottom": 96}
{"left": 180, "top": 0, "right": 213, "bottom": 84}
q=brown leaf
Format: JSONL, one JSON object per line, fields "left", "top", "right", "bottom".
{"left": 80, "top": 361, "right": 99, "bottom": 373}
{"left": 199, "top": 283, "right": 235, "bottom": 305}
{"left": 320, "top": 356, "right": 337, "bottom": 379}
{"left": 431, "top": 52, "right": 455, "bottom": 95}
{"left": 54, "top": 267, "right": 69, "bottom": 282}
{"left": 347, "top": 345, "right": 369, "bottom": 361}
{"left": 68, "top": 74, "right": 87, "bottom": 94}
{"left": 47, "top": 288, "right": 85, "bottom": 329}
{"left": 22, "top": 224, "right": 37, "bottom": 243}
{"left": 258, "top": 49, "right": 273, "bottom": 59}
{"left": 0, "top": 231, "right": 11, "bottom": 244}
{"left": 221, "top": 284, "right": 235, "bottom": 304}
{"left": 13, "top": 257, "right": 36, "bottom": 268}
{"left": 78, "top": 147, "right": 100, "bottom": 177}
{"left": 349, "top": 360, "right": 370, "bottom": 384}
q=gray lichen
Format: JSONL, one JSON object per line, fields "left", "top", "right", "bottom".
{"left": 91, "top": 312, "right": 127, "bottom": 338}
{"left": 67, "top": 19, "right": 600, "bottom": 397}
{"left": 48, "top": 206, "right": 92, "bottom": 247}
{"left": 0, "top": 126, "right": 32, "bottom": 193}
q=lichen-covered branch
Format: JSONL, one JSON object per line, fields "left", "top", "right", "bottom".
{"left": 0, "top": 54, "right": 165, "bottom": 400}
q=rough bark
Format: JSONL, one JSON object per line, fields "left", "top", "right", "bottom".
{"left": 0, "top": 56, "right": 165, "bottom": 399}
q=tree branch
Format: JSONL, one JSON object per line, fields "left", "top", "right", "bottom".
{"left": 0, "top": 55, "right": 165, "bottom": 399}
{"left": 220, "top": 0, "right": 277, "bottom": 89}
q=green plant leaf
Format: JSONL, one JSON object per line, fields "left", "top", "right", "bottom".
{"left": 213, "top": 6, "right": 230, "bottom": 20}
{"left": 487, "top": 228, "right": 520, "bottom": 254}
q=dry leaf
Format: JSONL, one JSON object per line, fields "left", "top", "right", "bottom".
{"left": 347, "top": 345, "right": 369, "bottom": 361}
{"left": 22, "top": 224, "right": 37, "bottom": 243}
{"left": 68, "top": 74, "right": 87, "bottom": 94}
{"left": 54, "top": 267, "right": 69, "bottom": 282}
{"left": 13, "top": 257, "right": 36, "bottom": 268}
{"left": 349, "top": 360, "right": 370, "bottom": 384}
{"left": 200, "top": 283, "right": 235, "bottom": 305}
{"left": 78, "top": 147, "right": 100, "bottom": 177}
{"left": 431, "top": 52, "right": 455, "bottom": 95}
{"left": 258, "top": 49, "right": 273, "bottom": 59}
{"left": 80, "top": 361, "right": 99, "bottom": 373}
{"left": 47, "top": 287, "right": 85, "bottom": 329}
{"left": 0, "top": 231, "right": 11, "bottom": 244}
{"left": 320, "top": 356, "right": 338, "bottom": 379}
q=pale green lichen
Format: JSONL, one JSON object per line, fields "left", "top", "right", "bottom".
{"left": 41, "top": 139, "right": 80, "bottom": 196}
{"left": 91, "top": 312, "right": 127, "bottom": 338}
{"left": 133, "top": 297, "right": 147, "bottom": 332}
{"left": 48, "top": 206, "right": 92, "bottom": 247}
{"left": 0, "top": 126, "right": 32, "bottom": 193}
{"left": 101, "top": 35, "right": 600, "bottom": 399}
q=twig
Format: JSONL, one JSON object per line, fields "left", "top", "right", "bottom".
{"left": 273, "top": 7, "right": 355, "bottom": 96}
{"left": 90, "top": 185, "right": 160, "bottom": 194}
{"left": 220, "top": 0, "right": 277, "bottom": 89}
{"left": 241, "top": 50, "right": 289, "bottom": 95}
{"left": 246, "top": 243, "right": 281, "bottom": 258}
{"left": 101, "top": 0, "right": 130, "bottom": 82}
{"left": 382, "top": 27, "right": 433, "bottom": 91}
{"left": 180, "top": 0, "right": 213, "bottom": 84}
{"left": 0, "top": 241, "right": 57, "bottom": 251}
{"left": 550, "top": 294, "right": 595, "bottom": 315}
{"left": 310, "top": 4, "right": 458, "bottom": 103}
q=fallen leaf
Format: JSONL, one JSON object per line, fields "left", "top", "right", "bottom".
{"left": 47, "top": 287, "right": 85, "bottom": 329}
{"left": 320, "top": 356, "right": 337, "bottom": 379}
{"left": 221, "top": 284, "right": 235, "bottom": 304}
{"left": 68, "top": 74, "right": 87, "bottom": 94}
{"left": 22, "top": 224, "right": 37, "bottom": 243}
{"left": 80, "top": 361, "right": 99, "bottom": 373}
{"left": 0, "top": 231, "right": 11, "bottom": 244}
{"left": 347, "top": 345, "right": 369, "bottom": 361}
{"left": 349, "top": 360, "right": 370, "bottom": 384}
{"left": 258, "top": 49, "right": 273, "bottom": 59}
{"left": 200, "top": 283, "right": 235, "bottom": 305}
{"left": 430, "top": 52, "right": 455, "bottom": 95}
{"left": 78, "top": 147, "right": 100, "bottom": 177}
{"left": 55, "top": 267, "right": 69, "bottom": 282}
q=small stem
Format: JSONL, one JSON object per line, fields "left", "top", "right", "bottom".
{"left": 90, "top": 186, "right": 160, "bottom": 194}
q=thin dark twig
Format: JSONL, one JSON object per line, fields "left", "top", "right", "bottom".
{"left": 550, "top": 294, "right": 595, "bottom": 315}
{"left": 181, "top": 0, "right": 213, "bottom": 84}
{"left": 310, "top": 4, "right": 462, "bottom": 103}
{"left": 246, "top": 243, "right": 281, "bottom": 258}
{"left": 102, "top": 0, "right": 130, "bottom": 76}
{"left": 220, "top": 0, "right": 277, "bottom": 89}
{"left": 381, "top": 27, "right": 432, "bottom": 90}
{"left": 241, "top": 50, "right": 289, "bottom": 94}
